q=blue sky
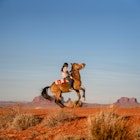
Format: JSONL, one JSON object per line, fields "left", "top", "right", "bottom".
{"left": 0, "top": 0, "right": 140, "bottom": 103}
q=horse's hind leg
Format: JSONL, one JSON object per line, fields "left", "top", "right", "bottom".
{"left": 79, "top": 87, "right": 86, "bottom": 101}
{"left": 75, "top": 90, "right": 81, "bottom": 104}
{"left": 55, "top": 92, "right": 65, "bottom": 108}
{"left": 55, "top": 99, "right": 65, "bottom": 108}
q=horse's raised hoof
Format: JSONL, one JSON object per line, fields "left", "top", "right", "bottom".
{"left": 75, "top": 101, "right": 79, "bottom": 105}
{"left": 74, "top": 100, "right": 83, "bottom": 107}
{"left": 82, "top": 97, "right": 86, "bottom": 101}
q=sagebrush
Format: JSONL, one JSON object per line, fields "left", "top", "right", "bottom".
{"left": 0, "top": 104, "right": 20, "bottom": 130}
{"left": 55, "top": 135, "right": 87, "bottom": 140}
{"left": 88, "top": 111, "right": 132, "bottom": 140}
{"left": 43, "top": 109, "right": 78, "bottom": 128}
{"left": 134, "top": 125, "right": 140, "bottom": 140}
{"left": 11, "top": 113, "right": 41, "bottom": 130}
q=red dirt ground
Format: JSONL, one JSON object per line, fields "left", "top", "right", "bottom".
{"left": 0, "top": 107, "right": 140, "bottom": 140}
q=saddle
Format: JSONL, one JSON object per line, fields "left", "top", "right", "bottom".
{"left": 55, "top": 78, "right": 69, "bottom": 85}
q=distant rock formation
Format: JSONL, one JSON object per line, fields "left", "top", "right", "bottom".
{"left": 32, "top": 95, "right": 54, "bottom": 104}
{"left": 0, "top": 96, "right": 139, "bottom": 109}
{"left": 115, "top": 97, "right": 140, "bottom": 107}
{"left": 30, "top": 96, "right": 140, "bottom": 108}
{"left": 129, "top": 98, "right": 138, "bottom": 104}
{"left": 22, "top": 95, "right": 57, "bottom": 109}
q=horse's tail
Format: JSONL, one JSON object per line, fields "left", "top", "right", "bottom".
{"left": 41, "top": 86, "right": 53, "bottom": 101}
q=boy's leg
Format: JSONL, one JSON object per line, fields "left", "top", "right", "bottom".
{"left": 66, "top": 77, "right": 73, "bottom": 89}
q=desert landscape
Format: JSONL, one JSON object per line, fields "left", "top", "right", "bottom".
{"left": 1, "top": 0, "right": 140, "bottom": 139}
{"left": 0, "top": 96, "right": 140, "bottom": 140}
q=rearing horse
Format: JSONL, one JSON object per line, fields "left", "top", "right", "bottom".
{"left": 41, "top": 63, "right": 86, "bottom": 107}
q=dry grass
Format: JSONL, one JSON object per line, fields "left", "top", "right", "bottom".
{"left": 0, "top": 135, "right": 13, "bottom": 140}
{"left": 39, "top": 134, "right": 53, "bottom": 140}
{"left": 43, "top": 109, "right": 78, "bottom": 128}
{"left": 28, "top": 130, "right": 40, "bottom": 139}
{"left": 55, "top": 135, "right": 87, "bottom": 140}
{"left": 73, "top": 101, "right": 83, "bottom": 108}
{"left": 11, "top": 113, "right": 41, "bottom": 130}
{"left": 0, "top": 104, "right": 41, "bottom": 131}
{"left": 1, "top": 106, "right": 140, "bottom": 139}
{"left": 87, "top": 110, "right": 132, "bottom": 140}
{"left": 134, "top": 125, "right": 140, "bottom": 140}
{"left": 64, "top": 101, "right": 83, "bottom": 108}
{"left": 0, "top": 104, "right": 20, "bottom": 130}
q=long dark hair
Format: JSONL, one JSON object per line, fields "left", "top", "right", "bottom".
{"left": 61, "top": 63, "right": 68, "bottom": 72}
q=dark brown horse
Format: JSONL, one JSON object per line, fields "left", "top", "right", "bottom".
{"left": 41, "top": 63, "right": 86, "bottom": 107}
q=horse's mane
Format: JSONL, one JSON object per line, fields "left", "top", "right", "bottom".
{"left": 70, "top": 63, "right": 84, "bottom": 80}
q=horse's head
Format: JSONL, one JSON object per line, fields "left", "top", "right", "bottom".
{"left": 71, "top": 63, "right": 85, "bottom": 71}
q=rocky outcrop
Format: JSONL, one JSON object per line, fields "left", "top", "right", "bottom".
{"left": 32, "top": 95, "right": 52, "bottom": 104}
{"left": 115, "top": 97, "right": 140, "bottom": 107}
{"left": 1, "top": 96, "right": 139, "bottom": 109}
{"left": 129, "top": 98, "right": 138, "bottom": 104}
{"left": 22, "top": 95, "right": 57, "bottom": 109}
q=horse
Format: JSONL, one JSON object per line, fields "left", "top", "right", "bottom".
{"left": 41, "top": 63, "right": 86, "bottom": 108}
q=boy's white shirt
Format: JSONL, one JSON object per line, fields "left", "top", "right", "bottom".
{"left": 62, "top": 66, "right": 69, "bottom": 78}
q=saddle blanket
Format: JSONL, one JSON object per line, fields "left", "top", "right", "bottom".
{"left": 55, "top": 79, "right": 69, "bottom": 85}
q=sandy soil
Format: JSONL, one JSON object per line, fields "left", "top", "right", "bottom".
{"left": 0, "top": 107, "right": 140, "bottom": 140}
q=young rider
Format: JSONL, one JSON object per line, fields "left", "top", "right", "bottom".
{"left": 61, "top": 62, "right": 73, "bottom": 91}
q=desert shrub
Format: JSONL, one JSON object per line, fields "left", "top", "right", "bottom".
{"left": 73, "top": 101, "right": 83, "bottom": 108}
{"left": 64, "top": 100, "right": 83, "bottom": 108}
{"left": 39, "top": 134, "right": 53, "bottom": 140}
{"left": 11, "top": 113, "right": 41, "bottom": 130}
{"left": 43, "top": 109, "right": 77, "bottom": 128}
{"left": 0, "top": 135, "right": 13, "bottom": 140}
{"left": 0, "top": 104, "right": 20, "bottom": 130}
{"left": 55, "top": 135, "right": 86, "bottom": 140}
{"left": 134, "top": 125, "right": 140, "bottom": 140}
{"left": 88, "top": 111, "right": 132, "bottom": 140}
{"left": 28, "top": 130, "right": 40, "bottom": 139}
